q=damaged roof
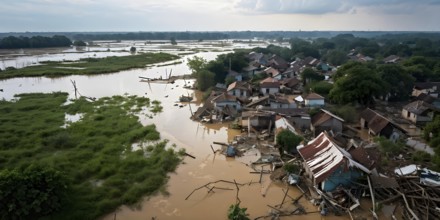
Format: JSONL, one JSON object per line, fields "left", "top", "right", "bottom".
{"left": 227, "top": 81, "right": 250, "bottom": 92}
{"left": 298, "top": 132, "right": 370, "bottom": 184}
{"left": 403, "top": 100, "right": 439, "bottom": 115}
{"left": 211, "top": 93, "right": 237, "bottom": 103}
{"left": 312, "top": 109, "right": 344, "bottom": 127}
{"left": 360, "top": 108, "right": 395, "bottom": 135}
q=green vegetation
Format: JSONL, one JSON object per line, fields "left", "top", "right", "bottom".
{"left": 283, "top": 163, "right": 300, "bottom": 174}
{"left": 0, "top": 52, "right": 179, "bottom": 80}
{"left": 0, "top": 35, "right": 71, "bottom": 49}
{"left": 227, "top": 203, "right": 250, "bottom": 220}
{"left": 187, "top": 52, "right": 248, "bottom": 91}
{"left": 0, "top": 165, "right": 68, "bottom": 219}
{"left": 276, "top": 130, "right": 303, "bottom": 154}
{"left": 73, "top": 40, "right": 87, "bottom": 46}
{"left": 301, "top": 67, "right": 324, "bottom": 85}
{"left": 170, "top": 37, "right": 177, "bottom": 45}
{"left": 309, "top": 81, "right": 333, "bottom": 96}
{"left": 327, "top": 104, "right": 358, "bottom": 123}
{"left": 375, "top": 137, "right": 405, "bottom": 155}
{"left": 0, "top": 93, "right": 183, "bottom": 219}
{"left": 329, "top": 62, "right": 386, "bottom": 105}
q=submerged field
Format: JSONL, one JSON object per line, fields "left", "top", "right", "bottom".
{"left": 0, "top": 52, "right": 179, "bottom": 79}
{"left": 0, "top": 93, "right": 183, "bottom": 219}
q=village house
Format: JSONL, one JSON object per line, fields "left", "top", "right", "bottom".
{"left": 211, "top": 93, "right": 242, "bottom": 112}
{"left": 269, "top": 95, "right": 296, "bottom": 109}
{"left": 243, "top": 63, "right": 261, "bottom": 78}
{"left": 311, "top": 109, "right": 344, "bottom": 136}
{"left": 265, "top": 108, "right": 311, "bottom": 132}
{"left": 412, "top": 82, "right": 440, "bottom": 98}
{"left": 245, "top": 96, "right": 270, "bottom": 109}
{"left": 304, "top": 93, "right": 325, "bottom": 107}
{"left": 263, "top": 67, "right": 281, "bottom": 80}
{"left": 297, "top": 132, "right": 370, "bottom": 192}
{"left": 275, "top": 116, "right": 297, "bottom": 135}
{"left": 227, "top": 81, "right": 251, "bottom": 99}
{"left": 383, "top": 55, "right": 400, "bottom": 64}
{"left": 360, "top": 108, "right": 405, "bottom": 141}
{"left": 280, "top": 77, "right": 301, "bottom": 94}
{"left": 241, "top": 110, "right": 275, "bottom": 135}
{"left": 226, "top": 70, "right": 242, "bottom": 82}
{"left": 247, "top": 52, "right": 268, "bottom": 66}
{"left": 302, "top": 56, "right": 320, "bottom": 67}
{"left": 267, "top": 55, "right": 289, "bottom": 71}
{"left": 402, "top": 100, "right": 439, "bottom": 124}
{"left": 259, "top": 77, "right": 280, "bottom": 95}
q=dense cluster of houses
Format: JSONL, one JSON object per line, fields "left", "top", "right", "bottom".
{"left": 192, "top": 51, "right": 440, "bottom": 208}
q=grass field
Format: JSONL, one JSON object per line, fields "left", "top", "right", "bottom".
{"left": 0, "top": 52, "right": 180, "bottom": 79}
{"left": 0, "top": 93, "right": 183, "bottom": 219}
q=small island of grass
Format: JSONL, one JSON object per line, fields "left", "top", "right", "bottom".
{"left": 0, "top": 52, "right": 180, "bottom": 80}
{"left": 0, "top": 93, "right": 184, "bottom": 219}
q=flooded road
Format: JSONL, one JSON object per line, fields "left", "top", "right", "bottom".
{"left": 0, "top": 41, "right": 347, "bottom": 219}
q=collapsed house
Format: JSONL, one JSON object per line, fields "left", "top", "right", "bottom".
{"left": 297, "top": 132, "right": 371, "bottom": 192}
{"left": 360, "top": 108, "right": 406, "bottom": 141}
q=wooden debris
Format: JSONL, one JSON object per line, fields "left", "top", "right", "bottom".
{"left": 185, "top": 180, "right": 245, "bottom": 200}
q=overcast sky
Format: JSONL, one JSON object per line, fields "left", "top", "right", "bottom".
{"left": 1, "top": 0, "right": 440, "bottom": 32}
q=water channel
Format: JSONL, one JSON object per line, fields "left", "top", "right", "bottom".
{"left": 0, "top": 40, "right": 345, "bottom": 219}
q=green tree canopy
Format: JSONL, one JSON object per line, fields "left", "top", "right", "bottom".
{"left": 301, "top": 68, "right": 324, "bottom": 85}
{"left": 187, "top": 56, "right": 207, "bottom": 76}
{"left": 170, "top": 37, "right": 177, "bottom": 45}
{"left": 276, "top": 130, "right": 303, "bottom": 154}
{"left": 377, "top": 64, "right": 415, "bottom": 101}
{"left": 196, "top": 69, "right": 215, "bottom": 91}
{"left": 73, "top": 40, "right": 87, "bottom": 46}
{"left": 329, "top": 63, "right": 385, "bottom": 105}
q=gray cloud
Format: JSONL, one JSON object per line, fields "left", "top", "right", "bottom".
{"left": 233, "top": 0, "right": 440, "bottom": 15}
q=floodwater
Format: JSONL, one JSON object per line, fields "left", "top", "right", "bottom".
{"left": 0, "top": 41, "right": 347, "bottom": 220}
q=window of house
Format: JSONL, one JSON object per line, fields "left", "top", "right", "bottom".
{"left": 266, "top": 88, "right": 269, "bottom": 94}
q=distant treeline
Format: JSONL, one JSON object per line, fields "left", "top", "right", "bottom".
{"left": 2, "top": 31, "right": 440, "bottom": 42}
{"left": 0, "top": 35, "right": 71, "bottom": 49}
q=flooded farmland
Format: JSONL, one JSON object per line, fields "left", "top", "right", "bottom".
{"left": 0, "top": 40, "right": 345, "bottom": 220}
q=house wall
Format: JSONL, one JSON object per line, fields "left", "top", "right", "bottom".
{"left": 379, "top": 124, "right": 394, "bottom": 139}
{"left": 293, "top": 116, "right": 311, "bottom": 131}
{"left": 320, "top": 166, "right": 362, "bottom": 192}
{"left": 214, "top": 101, "right": 241, "bottom": 111}
{"left": 402, "top": 109, "right": 433, "bottom": 124}
{"left": 360, "top": 118, "right": 367, "bottom": 128}
{"left": 235, "top": 75, "right": 243, "bottom": 82}
{"left": 260, "top": 87, "right": 279, "bottom": 95}
{"left": 273, "top": 74, "right": 282, "bottom": 80}
{"left": 228, "top": 89, "right": 249, "bottom": 98}
{"left": 312, "top": 119, "right": 342, "bottom": 136}
{"left": 305, "top": 99, "right": 325, "bottom": 107}
{"left": 269, "top": 102, "right": 297, "bottom": 109}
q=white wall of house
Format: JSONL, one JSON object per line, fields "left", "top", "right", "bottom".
{"left": 305, "top": 99, "right": 325, "bottom": 107}
{"left": 214, "top": 101, "right": 241, "bottom": 111}
{"left": 270, "top": 102, "right": 297, "bottom": 109}
{"left": 228, "top": 89, "right": 249, "bottom": 98}
{"left": 402, "top": 109, "right": 433, "bottom": 124}
{"left": 260, "top": 87, "right": 279, "bottom": 95}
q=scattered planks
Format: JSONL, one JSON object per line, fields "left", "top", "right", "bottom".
{"left": 185, "top": 180, "right": 246, "bottom": 200}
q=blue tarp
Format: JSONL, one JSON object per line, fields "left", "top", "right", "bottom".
{"left": 226, "top": 146, "right": 236, "bottom": 157}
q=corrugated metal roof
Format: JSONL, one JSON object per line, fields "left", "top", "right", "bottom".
{"left": 298, "top": 132, "right": 370, "bottom": 184}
